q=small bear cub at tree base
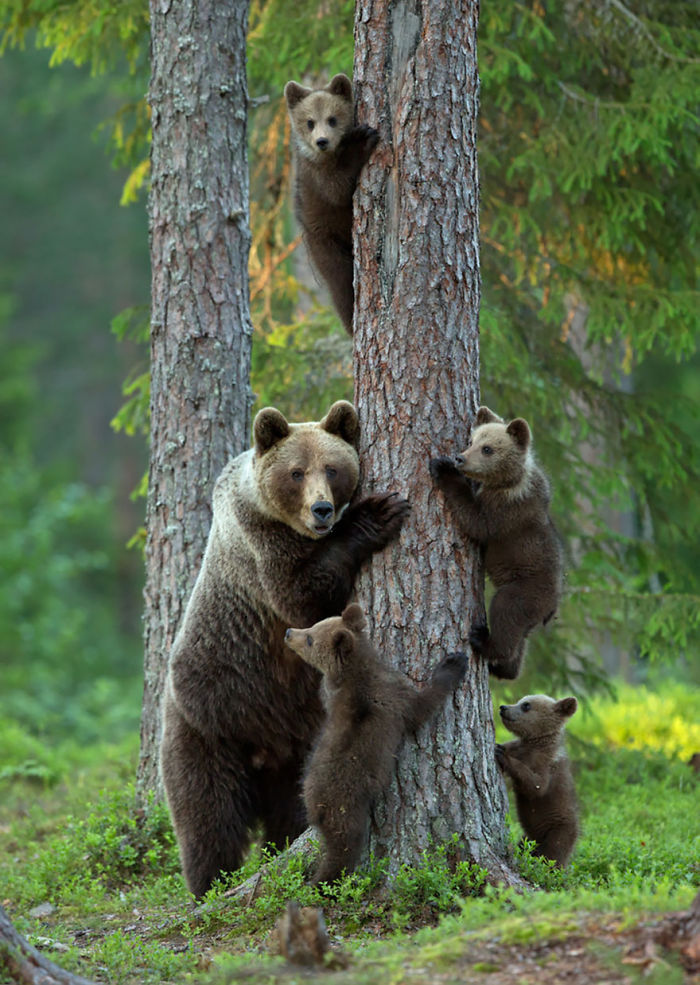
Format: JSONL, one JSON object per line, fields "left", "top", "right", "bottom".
{"left": 429, "top": 406, "right": 563, "bottom": 680}
{"left": 285, "top": 604, "right": 467, "bottom": 884}
{"left": 284, "top": 73, "right": 378, "bottom": 335}
{"left": 496, "top": 694, "right": 579, "bottom": 868}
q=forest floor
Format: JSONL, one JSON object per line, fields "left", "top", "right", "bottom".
{"left": 1, "top": 679, "right": 699, "bottom": 984}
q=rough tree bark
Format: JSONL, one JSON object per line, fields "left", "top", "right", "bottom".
{"left": 138, "top": 0, "right": 254, "bottom": 796}
{"left": 352, "top": 0, "right": 515, "bottom": 881}
{"left": 0, "top": 905, "right": 96, "bottom": 985}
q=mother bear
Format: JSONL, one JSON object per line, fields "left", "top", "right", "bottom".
{"left": 160, "top": 400, "right": 408, "bottom": 897}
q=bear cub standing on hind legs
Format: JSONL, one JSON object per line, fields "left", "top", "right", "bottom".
{"left": 429, "top": 406, "right": 563, "bottom": 680}
{"left": 285, "top": 604, "right": 468, "bottom": 884}
{"left": 284, "top": 73, "right": 378, "bottom": 334}
{"left": 497, "top": 694, "right": 579, "bottom": 867}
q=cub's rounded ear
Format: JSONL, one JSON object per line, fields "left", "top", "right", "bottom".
{"left": 321, "top": 400, "right": 360, "bottom": 448}
{"left": 326, "top": 73, "right": 353, "bottom": 101}
{"left": 332, "top": 628, "right": 354, "bottom": 662}
{"left": 341, "top": 603, "right": 367, "bottom": 632}
{"left": 556, "top": 696, "right": 578, "bottom": 718}
{"left": 475, "top": 406, "right": 502, "bottom": 427}
{"left": 254, "top": 407, "right": 290, "bottom": 454}
{"left": 284, "top": 81, "right": 311, "bottom": 109}
{"left": 506, "top": 418, "right": 531, "bottom": 450}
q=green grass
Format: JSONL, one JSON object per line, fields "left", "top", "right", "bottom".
{"left": 0, "top": 678, "right": 698, "bottom": 984}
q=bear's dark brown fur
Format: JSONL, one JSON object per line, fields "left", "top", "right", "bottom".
{"left": 285, "top": 604, "right": 468, "bottom": 884}
{"left": 160, "top": 401, "right": 409, "bottom": 898}
{"left": 496, "top": 694, "right": 579, "bottom": 867}
{"left": 284, "top": 73, "right": 378, "bottom": 334}
{"left": 429, "top": 405, "right": 563, "bottom": 680}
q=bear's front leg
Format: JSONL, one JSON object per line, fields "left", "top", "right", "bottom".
{"left": 338, "top": 124, "right": 379, "bottom": 177}
{"left": 336, "top": 491, "right": 410, "bottom": 560}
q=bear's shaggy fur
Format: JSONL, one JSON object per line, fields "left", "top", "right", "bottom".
{"left": 285, "top": 604, "right": 468, "bottom": 884}
{"left": 284, "top": 73, "right": 378, "bottom": 334}
{"left": 496, "top": 694, "right": 579, "bottom": 867}
{"left": 429, "top": 405, "right": 563, "bottom": 680}
{"left": 160, "top": 401, "right": 410, "bottom": 898}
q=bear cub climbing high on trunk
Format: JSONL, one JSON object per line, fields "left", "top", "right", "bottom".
{"left": 284, "top": 73, "right": 378, "bottom": 334}
{"left": 285, "top": 604, "right": 467, "bottom": 884}
{"left": 429, "top": 405, "right": 563, "bottom": 680}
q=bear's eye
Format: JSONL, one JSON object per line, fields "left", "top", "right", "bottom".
{"left": 306, "top": 119, "right": 315, "bottom": 131}
{"left": 325, "top": 466, "right": 337, "bottom": 479}
{"left": 306, "top": 635, "right": 313, "bottom": 647}
{"left": 291, "top": 469, "right": 304, "bottom": 482}
{"left": 521, "top": 701, "right": 531, "bottom": 712}
{"left": 481, "top": 445, "right": 493, "bottom": 455}
{"left": 327, "top": 116, "right": 337, "bottom": 127}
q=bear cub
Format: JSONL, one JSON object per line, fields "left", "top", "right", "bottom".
{"left": 497, "top": 694, "right": 579, "bottom": 868}
{"left": 285, "top": 604, "right": 468, "bottom": 884}
{"left": 284, "top": 73, "right": 378, "bottom": 334}
{"left": 430, "top": 406, "right": 563, "bottom": 680}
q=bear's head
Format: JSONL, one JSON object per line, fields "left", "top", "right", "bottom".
{"left": 253, "top": 400, "right": 360, "bottom": 539}
{"left": 499, "top": 694, "right": 577, "bottom": 740}
{"left": 284, "top": 603, "right": 366, "bottom": 677}
{"left": 455, "top": 405, "right": 533, "bottom": 490}
{"left": 284, "top": 74, "right": 354, "bottom": 159}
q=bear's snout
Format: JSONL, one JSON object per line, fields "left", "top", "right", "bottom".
{"left": 316, "top": 137, "right": 329, "bottom": 150}
{"left": 311, "top": 500, "right": 334, "bottom": 523}
{"left": 455, "top": 455, "right": 465, "bottom": 467}
{"left": 285, "top": 629, "right": 292, "bottom": 640}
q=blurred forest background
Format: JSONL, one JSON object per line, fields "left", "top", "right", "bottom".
{"left": 1, "top": 0, "right": 698, "bottom": 778}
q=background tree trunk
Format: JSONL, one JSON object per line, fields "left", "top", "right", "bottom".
{"left": 353, "top": 0, "right": 515, "bottom": 881}
{"left": 138, "top": 0, "right": 254, "bottom": 797}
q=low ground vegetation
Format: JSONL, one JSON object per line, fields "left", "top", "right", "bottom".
{"left": 1, "top": 679, "right": 698, "bottom": 984}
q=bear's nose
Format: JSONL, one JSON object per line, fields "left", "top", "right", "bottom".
{"left": 455, "top": 455, "right": 465, "bottom": 466}
{"left": 499, "top": 705, "right": 507, "bottom": 713}
{"left": 311, "top": 500, "right": 334, "bottom": 522}
{"left": 285, "top": 629, "right": 291, "bottom": 640}
{"left": 316, "top": 137, "right": 329, "bottom": 150}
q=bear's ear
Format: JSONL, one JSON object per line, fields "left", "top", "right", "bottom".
{"left": 332, "top": 628, "right": 354, "bottom": 662}
{"left": 475, "top": 406, "right": 502, "bottom": 427}
{"left": 320, "top": 400, "right": 360, "bottom": 448}
{"left": 555, "top": 696, "right": 578, "bottom": 719}
{"left": 341, "top": 603, "right": 367, "bottom": 632}
{"left": 506, "top": 418, "right": 531, "bottom": 450}
{"left": 326, "top": 73, "right": 353, "bottom": 101}
{"left": 254, "top": 407, "right": 290, "bottom": 454}
{"left": 284, "top": 80, "right": 311, "bottom": 109}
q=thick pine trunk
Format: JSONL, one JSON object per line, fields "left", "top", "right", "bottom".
{"left": 353, "top": 0, "right": 514, "bottom": 881}
{"left": 139, "top": 0, "right": 253, "bottom": 796}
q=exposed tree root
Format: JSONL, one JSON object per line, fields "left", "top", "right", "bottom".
{"left": 0, "top": 905, "right": 96, "bottom": 985}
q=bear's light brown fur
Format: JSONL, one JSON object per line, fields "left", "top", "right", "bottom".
{"left": 497, "top": 694, "right": 579, "bottom": 868}
{"left": 285, "top": 604, "right": 467, "bottom": 884}
{"left": 429, "top": 405, "right": 563, "bottom": 680}
{"left": 160, "top": 401, "right": 409, "bottom": 897}
{"left": 284, "top": 73, "right": 378, "bottom": 334}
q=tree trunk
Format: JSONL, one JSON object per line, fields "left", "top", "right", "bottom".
{"left": 352, "top": 0, "right": 514, "bottom": 881}
{"left": 138, "top": 0, "right": 254, "bottom": 797}
{"left": 0, "top": 906, "right": 96, "bottom": 985}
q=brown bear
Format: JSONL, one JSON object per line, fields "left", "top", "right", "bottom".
{"left": 284, "top": 73, "right": 378, "bottom": 335}
{"left": 160, "top": 401, "right": 410, "bottom": 898}
{"left": 496, "top": 694, "right": 579, "bottom": 868}
{"left": 429, "top": 405, "right": 563, "bottom": 680}
{"left": 285, "top": 604, "right": 468, "bottom": 884}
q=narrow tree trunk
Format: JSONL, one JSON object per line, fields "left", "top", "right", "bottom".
{"left": 139, "top": 0, "right": 254, "bottom": 797}
{"left": 353, "top": 0, "right": 515, "bottom": 881}
{"left": 0, "top": 906, "right": 96, "bottom": 985}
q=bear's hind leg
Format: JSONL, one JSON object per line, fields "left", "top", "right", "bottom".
{"left": 257, "top": 759, "right": 308, "bottom": 854}
{"left": 470, "top": 583, "right": 533, "bottom": 680}
{"left": 161, "top": 720, "right": 254, "bottom": 898}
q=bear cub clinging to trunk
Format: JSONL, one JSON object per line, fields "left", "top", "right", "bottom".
{"left": 285, "top": 604, "right": 467, "bottom": 884}
{"left": 497, "top": 694, "right": 579, "bottom": 868}
{"left": 284, "top": 73, "right": 378, "bottom": 335}
{"left": 429, "top": 405, "right": 563, "bottom": 680}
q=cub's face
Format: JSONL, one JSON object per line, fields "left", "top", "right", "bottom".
{"left": 499, "top": 694, "right": 577, "bottom": 739}
{"left": 284, "top": 74, "right": 354, "bottom": 159}
{"left": 253, "top": 401, "right": 359, "bottom": 539}
{"left": 285, "top": 603, "right": 366, "bottom": 676}
{"left": 455, "top": 405, "right": 532, "bottom": 489}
